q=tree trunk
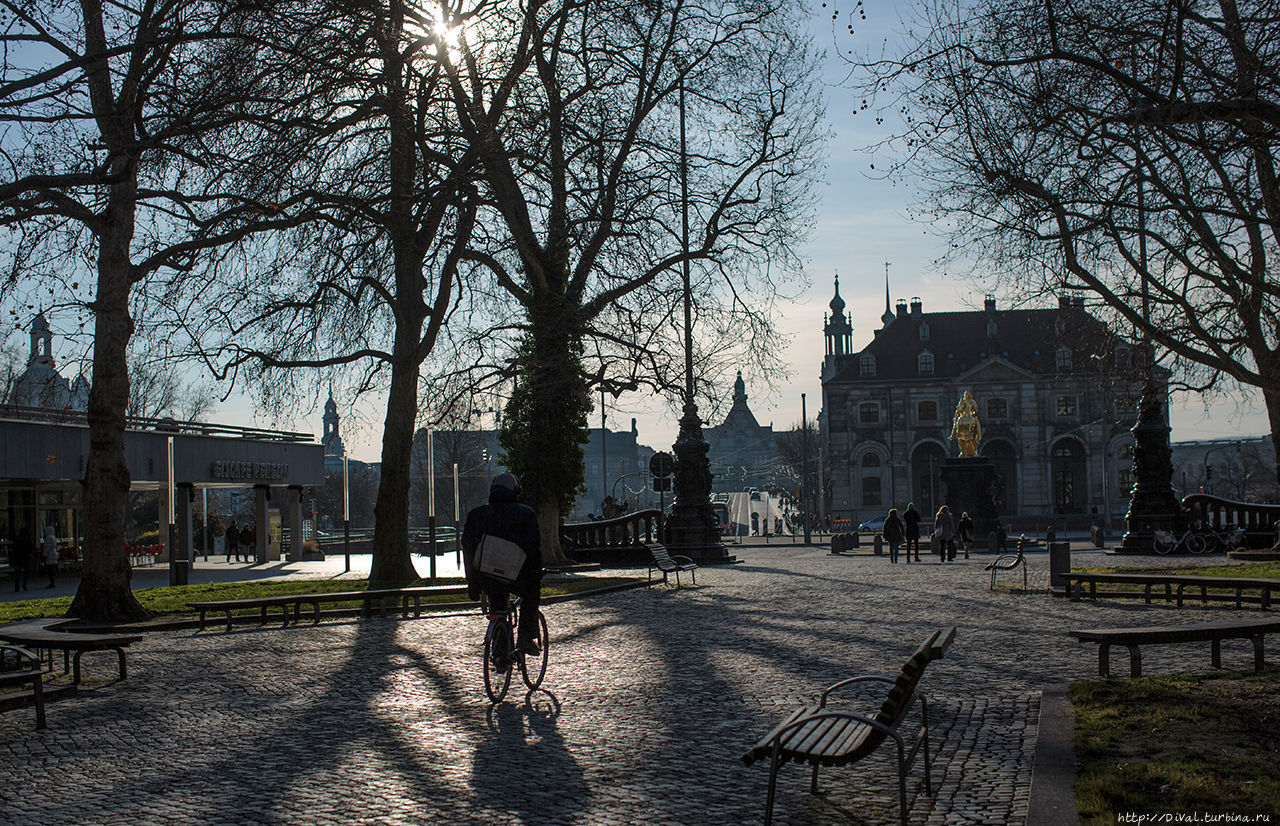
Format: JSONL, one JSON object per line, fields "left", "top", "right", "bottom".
{"left": 369, "top": 349, "right": 423, "bottom": 586}
{"left": 70, "top": 199, "right": 148, "bottom": 623}
{"left": 536, "top": 499, "right": 568, "bottom": 567}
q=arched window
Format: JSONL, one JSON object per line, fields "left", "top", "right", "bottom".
{"left": 1117, "top": 443, "right": 1135, "bottom": 493}
{"left": 859, "top": 353, "right": 876, "bottom": 376}
{"left": 986, "top": 319, "right": 997, "bottom": 338}
{"left": 918, "top": 322, "right": 930, "bottom": 341}
{"left": 917, "top": 351, "right": 934, "bottom": 375}
{"left": 861, "top": 453, "right": 881, "bottom": 468}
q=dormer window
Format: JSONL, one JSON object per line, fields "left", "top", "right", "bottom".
{"left": 987, "top": 319, "right": 997, "bottom": 338}
{"left": 918, "top": 322, "right": 930, "bottom": 341}
{"left": 917, "top": 350, "right": 934, "bottom": 375}
{"left": 1056, "top": 347, "right": 1072, "bottom": 370}
{"left": 859, "top": 353, "right": 876, "bottom": 376}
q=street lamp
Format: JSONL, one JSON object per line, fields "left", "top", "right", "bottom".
{"left": 664, "top": 62, "right": 728, "bottom": 564}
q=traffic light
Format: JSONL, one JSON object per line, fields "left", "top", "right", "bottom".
{"left": 1205, "top": 466, "right": 1213, "bottom": 480}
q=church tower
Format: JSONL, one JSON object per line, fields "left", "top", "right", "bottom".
{"left": 822, "top": 275, "right": 854, "bottom": 380}
{"left": 322, "top": 392, "right": 345, "bottom": 472}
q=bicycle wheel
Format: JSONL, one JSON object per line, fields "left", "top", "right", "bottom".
{"left": 1152, "top": 533, "right": 1174, "bottom": 554}
{"left": 483, "top": 619, "right": 513, "bottom": 703}
{"left": 520, "top": 610, "right": 550, "bottom": 689}
{"left": 1186, "top": 534, "right": 1208, "bottom": 555}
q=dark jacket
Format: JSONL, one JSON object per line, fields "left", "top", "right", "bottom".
{"left": 882, "top": 513, "right": 905, "bottom": 545}
{"left": 902, "top": 506, "right": 922, "bottom": 539}
{"left": 957, "top": 514, "right": 974, "bottom": 541}
{"left": 462, "top": 487, "right": 542, "bottom": 588}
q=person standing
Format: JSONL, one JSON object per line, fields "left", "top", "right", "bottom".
{"left": 935, "top": 505, "right": 956, "bottom": 561}
{"left": 225, "top": 521, "right": 239, "bottom": 563}
{"left": 462, "top": 473, "right": 544, "bottom": 655}
{"left": 883, "top": 507, "right": 905, "bottom": 564}
{"left": 957, "top": 512, "right": 974, "bottom": 559}
{"left": 902, "top": 503, "right": 922, "bottom": 563}
{"left": 11, "top": 527, "right": 34, "bottom": 592}
{"left": 41, "top": 526, "right": 59, "bottom": 588}
{"left": 241, "top": 523, "right": 255, "bottom": 564}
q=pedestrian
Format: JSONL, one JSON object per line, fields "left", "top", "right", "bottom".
{"left": 462, "top": 473, "right": 544, "bottom": 655}
{"left": 241, "top": 523, "right": 255, "bottom": 563}
{"left": 902, "top": 503, "right": 922, "bottom": 562}
{"left": 883, "top": 507, "right": 905, "bottom": 563}
{"left": 934, "top": 505, "right": 956, "bottom": 561}
{"left": 957, "top": 512, "right": 974, "bottom": 559}
{"left": 11, "top": 527, "right": 34, "bottom": 592}
{"left": 225, "top": 520, "right": 239, "bottom": 563}
{"left": 41, "top": 525, "right": 59, "bottom": 588}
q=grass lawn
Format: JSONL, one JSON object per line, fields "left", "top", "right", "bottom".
{"left": 1074, "top": 670, "right": 1280, "bottom": 823}
{"left": 0, "top": 575, "right": 642, "bottom": 624}
{"left": 1075, "top": 561, "right": 1280, "bottom": 578}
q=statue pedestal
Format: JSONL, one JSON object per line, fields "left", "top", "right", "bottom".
{"left": 940, "top": 458, "right": 999, "bottom": 540}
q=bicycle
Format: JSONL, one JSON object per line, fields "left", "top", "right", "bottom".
{"left": 481, "top": 594, "right": 548, "bottom": 703}
{"left": 1199, "top": 525, "right": 1247, "bottom": 554}
{"left": 1152, "top": 527, "right": 1209, "bottom": 555}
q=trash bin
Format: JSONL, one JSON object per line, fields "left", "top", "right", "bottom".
{"left": 1049, "top": 541, "right": 1071, "bottom": 593}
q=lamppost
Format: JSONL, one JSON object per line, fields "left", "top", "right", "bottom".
{"left": 1119, "top": 99, "right": 1181, "bottom": 551}
{"left": 665, "top": 63, "right": 729, "bottom": 564}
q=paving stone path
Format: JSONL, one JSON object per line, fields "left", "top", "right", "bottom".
{"left": 0, "top": 543, "right": 1254, "bottom": 824}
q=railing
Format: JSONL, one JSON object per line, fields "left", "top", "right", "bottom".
{"left": 562, "top": 509, "right": 664, "bottom": 550}
{"left": 1181, "top": 493, "right": 1280, "bottom": 547}
{"left": 0, "top": 403, "right": 315, "bottom": 442}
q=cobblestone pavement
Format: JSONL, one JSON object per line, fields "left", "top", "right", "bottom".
{"left": 0, "top": 544, "right": 1257, "bottom": 825}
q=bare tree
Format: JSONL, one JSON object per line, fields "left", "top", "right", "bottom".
{"left": 842, "top": 0, "right": 1280, "bottom": 478}
{"left": 431, "top": 0, "right": 825, "bottom": 561}
{"left": 0, "top": 0, "right": 302, "bottom": 620}
{"left": 175, "top": 0, "right": 481, "bottom": 585}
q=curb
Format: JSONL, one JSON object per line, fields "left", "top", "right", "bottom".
{"left": 1028, "top": 683, "right": 1078, "bottom": 825}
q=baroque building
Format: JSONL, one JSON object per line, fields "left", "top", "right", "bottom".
{"left": 8, "top": 313, "right": 89, "bottom": 411}
{"left": 703, "top": 371, "right": 784, "bottom": 493}
{"left": 821, "top": 280, "right": 1163, "bottom": 528}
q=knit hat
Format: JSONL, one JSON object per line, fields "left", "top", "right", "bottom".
{"left": 491, "top": 472, "right": 520, "bottom": 493}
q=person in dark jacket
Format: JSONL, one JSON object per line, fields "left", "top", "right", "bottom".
{"left": 225, "top": 521, "right": 239, "bottom": 563}
{"left": 902, "top": 503, "right": 922, "bottom": 563}
{"left": 11, "top": 527, "right": 34, "bottom": 592}
{"left": 462, "top": 473, "right": 544, "bottom": 655}
{"left": 957, "top": 512, "right": 974, "bottom": 559}
{"left": 882, "top": 508, "right": 905, "bottom": 564}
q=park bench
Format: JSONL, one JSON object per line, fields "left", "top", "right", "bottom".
{"left": 1068, "top": 619, "right": 1280, "bottom": 677}
{"left": 742, "top": 626, "right": 957, "bottom": 826}
{"left": 647, "top": 544, "right": 698, "bottom": 587}
{"left": 984, "top": 536, "right": 1027, "bottom": 590}
{"left": 190, "top": 584, "right": 472, "bottom": 632}
{"left": 0, "top": 618, "right": 142, "bottom": 684}
{"left": 0, "top": 643, "right": 46, "bottom": 729}
{"left": 1063, "top": 572, "right": 1280, "bottom": 609}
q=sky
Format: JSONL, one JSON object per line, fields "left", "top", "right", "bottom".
{"left": 15, "top": 0, "right": 1273, "bottom": 462}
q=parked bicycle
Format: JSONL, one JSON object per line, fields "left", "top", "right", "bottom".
{"left": 481, "top": 594, "right": 548, "bottom": 703}
{"left": 1198, "top": 524, "right": 1247, "bottom": 554}
{"left": 1152, "top": 527, "right": 1209, "bottom": 555}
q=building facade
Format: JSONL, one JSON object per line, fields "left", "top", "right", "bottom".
{"left": 703, "top": 371, "right": 785, "bottom": 493}
{"left": 821, "top": 282, "right": 1162, "bottom": 528}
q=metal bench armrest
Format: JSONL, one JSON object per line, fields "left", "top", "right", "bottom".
{"left": 819, "top": 674, "right": 895, "bottom": 706}
{"left": 1, "top": 643, "right": 41, "bottom": 666}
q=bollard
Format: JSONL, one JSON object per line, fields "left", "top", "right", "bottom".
{"left": 851, "top": 530, "right": 861, "bottom": 548}
{"left": 1048, "top": 541, "right": 1071, "bottom": 593}
{"left": 873, "top": 535, "right": 884, "bottom": 556}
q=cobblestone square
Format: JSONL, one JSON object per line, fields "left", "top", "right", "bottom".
{"left": 0, "top": 543, "right": 1249, "bottom": 824}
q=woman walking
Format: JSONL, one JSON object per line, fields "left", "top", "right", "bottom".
{"left": 41, "top": 526, "right": 59, "bottom": 587}
{"left": 883, "top": 508, "right": 905, "bottom": 563}
{"left": 902, "top": 503, "right": 922, "bottom": 563}
{"left": 934, "top": 505, "right": 956, "bottom": 562}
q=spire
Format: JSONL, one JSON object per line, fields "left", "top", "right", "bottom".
{"left": 828, "top": 274, "right": 846, "bottom": 317}
{"left": 881, "top": 262, "right": 896, "bottom": 327}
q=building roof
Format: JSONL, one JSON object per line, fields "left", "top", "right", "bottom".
{"left": 830, "top": 299, "right": 1130, "bottom": 383}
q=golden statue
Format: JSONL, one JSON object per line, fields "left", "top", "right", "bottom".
{"left": 949, "top": 390, "right": 982, "bottom": 457}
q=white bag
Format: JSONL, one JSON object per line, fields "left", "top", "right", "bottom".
{"left": 475, "top": 534, "right": 527, "bottom": 584}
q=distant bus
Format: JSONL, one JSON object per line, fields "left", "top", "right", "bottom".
{"left": 712, "top": 502, "right": 731, "bottom": 536}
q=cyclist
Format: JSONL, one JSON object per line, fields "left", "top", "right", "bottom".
{"left": 462, "top": 472, "right": 544, "bottom": 656}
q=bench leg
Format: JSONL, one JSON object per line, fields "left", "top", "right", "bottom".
{"left": 225, "top": 611, "right": 234, "bottom": 633}
{"left": 72, "top": 650, "right": 82, "bottom": 684}
{"left": 1212, "top": 639, "right": 1222, "bottom": 669}
{"left": 1251, "top": 634, "right": 1265, "bottom": 671}
{"left": 32, "top": 673, "right": 45, "bottom": 730}
{"left": 1126, "top": 645, "right": 1142, "bottom": 678}
{"left": 896, "top": 739, "right": 910, "bottom": 826}
{"left": 1098, "top": 643, "right": 1111, "bottom": 677}
{"left": 765, "top": 748, "right": 782, "bottom": 826}
{"left": 810, "top": 762, "right": 820, "bottom": 794}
